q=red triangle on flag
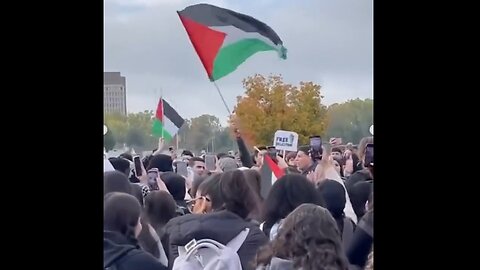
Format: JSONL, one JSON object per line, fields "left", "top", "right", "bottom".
{"left": 155, "top": 98, "right": 163, "bottom": 122}
{"left": 264, "top": 155, "right": 285, "bottom": 179}
{"left": 177, "top": 14, "right": 226, "bottom": 80}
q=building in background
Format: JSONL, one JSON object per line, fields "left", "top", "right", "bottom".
{"left": 104, "top": 72, "right": 127, "bottom": 115}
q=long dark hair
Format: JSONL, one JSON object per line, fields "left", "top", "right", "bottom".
{"left": 104, "top": 171, "right": 132, "bottom": 196}
{"left": 219, "top": 170, "right": 258, "bottom": 219}
{"left": 190, "top": 175, "right": 209, "bottom": 198}
{"left": 317, "top": 179, "right": 347, "bottom": 232}
{"left": 198, "top": 173, "right": 223, "bottom": 210}
{"left": 104, "top": 192, "right": 141, "bottom": 246}
{"left": 241, "top": 169, "right": 263, "bottom": 221}
{"left": 257, "top": 204, "right": 349, "bottom": 270}
{"left": 144, "top": 191, "right": 177, "bottom": 230}
{"left": 137, "top": 219, "right": 159, "bottom": 258}
{"left": 262, "top": 174, "right": 324, "bottom": 237}
{"left": 160, "top": 172, "right": 186, "bottom": 202}
{"left": 130, "top": 184, "right": 144, "bottom": 207}
{"left": 137, "top": 191, "right": 176, "bottom": 259}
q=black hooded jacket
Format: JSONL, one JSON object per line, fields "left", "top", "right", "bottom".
{"left": 104, "top": 230, "right": 167, "bottom": 270}
{"left": 164, "top": 210, "right": 268, "bottom": 270}
{"left": 346, "top": 209, "right": 373, "bottom": 268}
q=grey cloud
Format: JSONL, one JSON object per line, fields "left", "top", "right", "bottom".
{"left": 105, "top": 0, "right": 372, "bottom": 123}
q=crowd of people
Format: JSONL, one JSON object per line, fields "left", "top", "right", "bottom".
{"left": 104, "top": 129, "right": 373, "bottom": 270}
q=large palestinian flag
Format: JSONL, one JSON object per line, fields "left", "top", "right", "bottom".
{"left": 152, "top": 98, "right": 185, "bottom": 141}
{"left": 177, "top": 3, "right": 287, "bottom": 81}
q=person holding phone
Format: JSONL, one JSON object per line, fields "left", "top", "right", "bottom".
{"left": 344, "top": 137, "right": 373, "bottom": 222}
{"left": 345, "top": 137, "right": 374, "bottom": 189}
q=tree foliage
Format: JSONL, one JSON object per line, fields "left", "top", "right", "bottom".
{"left": 103, "top": 84, "right": 372, "bottom": 155}
{"left": 231, "top": 74, "right": 328, "bottom": 147}
{"left": 104, "top": 129, "right": 116, "bottom": 151}
{"left": 105, "top": 111, "right": 156, "bottom": 150}
{"left": 104, "top": 111, "right": 234, "bottom": 154}
{"left": 325, "top": 98, "right": 373, "bottom": 144}
{"left": 177, "top": 114, "right": 234, "bottom": 153}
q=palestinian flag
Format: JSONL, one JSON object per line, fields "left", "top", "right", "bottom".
{"left": 152, "top": 98, "right": 185, "bottom": 141}
{"left": 177, "top": 4, "right": 287, "bottom": 81}
{"left": 259, "top": 155, "right": 285, "bottom": 199}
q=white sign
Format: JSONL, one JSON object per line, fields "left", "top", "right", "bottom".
{"left": 273, "top": 130, "right": 299, "bottom": 151}
{"left": 369, "top": 125, "right": 374, "bottom": 135}
{"left": 104, "top": 125, "right": 108, "bottom": 135}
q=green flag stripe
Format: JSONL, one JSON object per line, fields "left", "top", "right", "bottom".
{"left": 212, "top": 38, "right": 276, "bottom": 81}
{"left": 152, "top": 119, "right": 174, "bottom": 141}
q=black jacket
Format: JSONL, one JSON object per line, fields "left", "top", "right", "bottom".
{"left": 345, "top": 169, "right": 372, "bottom": 191}
{"left": 104, "top": 230, "right": 167, "bottom": 270}
{"left": 236, "top": 136, "right": 254, "bottom": 168}
{"left": 345, "top": 170, "right": 372, "bottom": 219}
{"left": 165, "top": 210, "right": 268, "bottom": 270}
{"left": 346, "top": 210, "right": 373, "bottom": 268}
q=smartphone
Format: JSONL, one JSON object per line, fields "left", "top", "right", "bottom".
{"left": 329, "top": 137, "right": 342, "bottom": 146}
{"left": 364, "top": 143, "right": 374, "bottom": 166}
{"left": 133, "top": 155, "right": 143, "bottom": 177}
{"left": 147, "top": 168, "right": 159, "bottom": 190}
{"left": 266, "top": 146, "right": 277, "bottom": 163}
{"left": 205, "top": 154, "right": 216, "bottom": 171}
{"left": 309, "top": 136, "right": 322, "bottom": 160}
{"left": 176, "top": 161, "right": 188, "bottom": 177}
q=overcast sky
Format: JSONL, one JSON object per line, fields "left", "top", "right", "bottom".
{"left": 104, "top": 0, "right": 373, "bottom": 124}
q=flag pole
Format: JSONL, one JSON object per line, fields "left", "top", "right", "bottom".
{"left": 160, "top": 89, "right": 164, "bottom": 142}
{"left": 176, "top": 134, "right": 179, "bottom": 150}
{"left": 212, "top": 81, "right": 236, "bottom": 151}
{"left": 212, "top": 81, "right": 232, "bottom": 116}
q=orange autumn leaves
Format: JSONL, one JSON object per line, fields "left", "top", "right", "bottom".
{"left": 231, "top": 74, "right": 328, "bottom": 147}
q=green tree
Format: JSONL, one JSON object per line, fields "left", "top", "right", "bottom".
{"left": 126, "top": 110, "right": 156, "bottom": 149}
{"left": 187, "top": 114, "right": 222, "bottom": 151}
{"left": 105, "top": 113, "right": 128, "bottom": 145}
{"left": 104, "top": 129, "right": 116, "bottom": 151}
{"left": 213, "top": 127, "right": 235, "bottom": 154}
{"left": 126, "top": 128, "right": 146, "bottom": 147}
{"left": 325, "top": 98, "right": 373, "bottom": 144}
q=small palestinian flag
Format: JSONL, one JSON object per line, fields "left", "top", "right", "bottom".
{"left": 259, "top": 155, "right": 285, "bottom": 199}
{"left": 177, "top": 3, "right": 287, "bottom": 81}
{"left": 152, "top": 98, "right": 185, "bottom": 141}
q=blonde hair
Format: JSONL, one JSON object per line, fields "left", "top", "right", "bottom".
{"left": 357, "top": 136, "right": 374, "bottom": 163}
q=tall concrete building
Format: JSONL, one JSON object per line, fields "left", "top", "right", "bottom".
{"left": 104, "top": 72, "right": 127, "bottom": 115}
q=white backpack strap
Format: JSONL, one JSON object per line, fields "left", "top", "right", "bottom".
{"left": 178, "top": 246, "right": 187, "bottom": 258}
{"left": 226, "top": 228, "right": 250, "bottom": 252}
{"left": 148, "top": 225, "right": 160, "bottom": 242}
{"left": 259, "top": 222, "right": 264, "bottom": 231}
{"left": 178, "top": 237, "right": 198, "bottom": 257}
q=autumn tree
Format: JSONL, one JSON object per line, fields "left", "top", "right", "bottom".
{"left": 325, "top": 98, "right": 373, "bottom": 144}
{"left": 232, "top": 74, "right": 327, "bottom": 147}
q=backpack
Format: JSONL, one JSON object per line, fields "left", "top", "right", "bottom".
{"left": 172, "top": 228, "right": 250, "bottom": 270}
